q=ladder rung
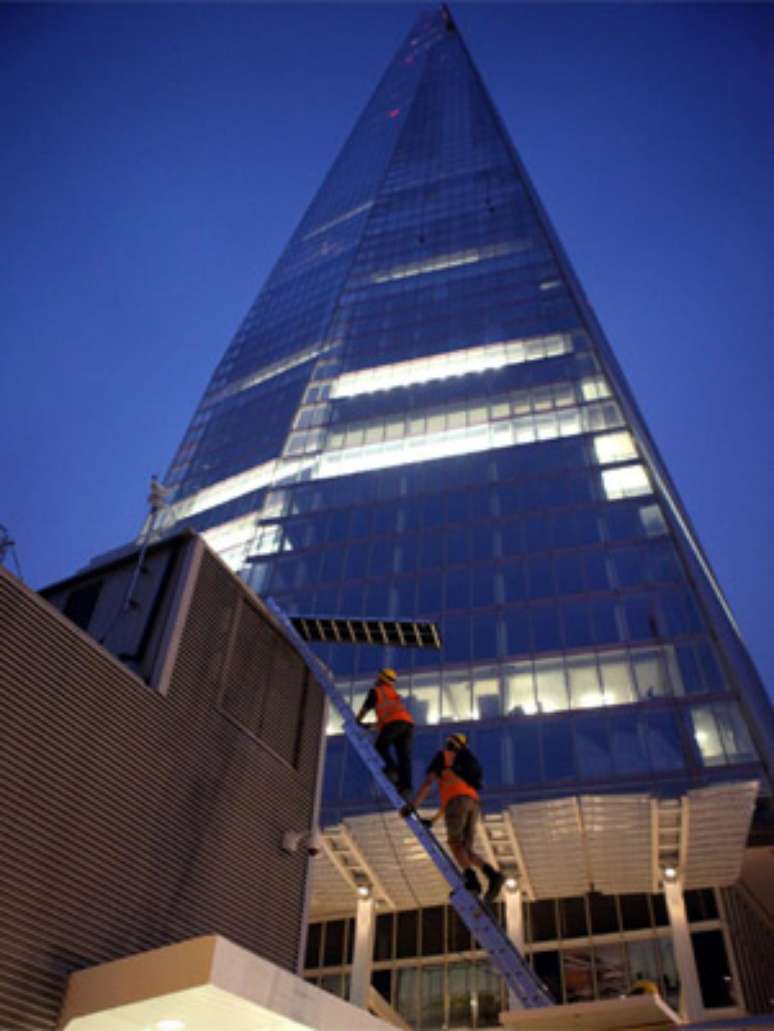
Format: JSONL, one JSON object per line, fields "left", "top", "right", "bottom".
{"left": 266, "top": 596, "right": 553, "bottom": 1009}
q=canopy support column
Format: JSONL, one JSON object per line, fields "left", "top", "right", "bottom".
{"left": 663, "top": 878, "right": 703, "bottom": 1022}
{"left": 505, "top": 885, "right": 525, "bottom": 1010}
{"left": 349, "top": 895, "right": 376, "bottom": 1009}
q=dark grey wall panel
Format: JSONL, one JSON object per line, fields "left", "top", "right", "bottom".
{"left": 720, "top": 884, "right": 774, "bottom": 1014}
{"left": 0, "top": 544, "right": 325, "bottom": 1030}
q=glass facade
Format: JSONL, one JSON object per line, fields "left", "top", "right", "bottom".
{"left": 155, "top": 5, "right": 771, "bottom": 809}
{"left": 154, "top": 6, "right": 773, "bottom": 1018}
{"left": 305, "top": 890, "right": 738, "bottom": 1026}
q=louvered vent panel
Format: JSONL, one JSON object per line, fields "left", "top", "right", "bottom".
{"left": 720, "top": 884, "right": 774, "bottom": 1012}
{"left": 220, "top": 597, "right": 274, "bottom": 731}
{"left": 263, "top": 637, "right": 308, "bottom": 764}
{"left": 0, "top": 550, "right": 325, "bottom": 1031}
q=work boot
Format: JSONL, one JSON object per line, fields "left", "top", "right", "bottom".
{"left": 463, "top": 868, "right": 482, "bottom": 895}
{"left": 483, "top": 866, "right": 505, "bottom": 903}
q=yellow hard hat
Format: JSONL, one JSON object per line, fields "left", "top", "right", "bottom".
{"left": 378, "top": 668, "right": 397, "bottom": 682}
{"left": 447, "top": 733, "right": 468, "bottom": 749}
{"left": 628, "top": 980, "right": 659, "bottom": 996}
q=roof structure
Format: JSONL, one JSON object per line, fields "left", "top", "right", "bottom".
{"left": 309, "top": 781, "right": 758, "bottom": 917}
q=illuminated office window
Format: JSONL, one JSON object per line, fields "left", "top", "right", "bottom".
{"left": 602, "top": 465, "right": 651, "bottom": 500}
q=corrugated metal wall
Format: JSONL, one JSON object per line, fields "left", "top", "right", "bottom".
{"left": 720, "top": 884, "right": 774, "bottom": 1013}
{"left": 0, "top": 549, "right": 325, "bottom": 1030}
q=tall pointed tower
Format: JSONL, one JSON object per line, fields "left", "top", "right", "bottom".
{"left": 155, "top": 7, "right": 773, "bottom": 1020}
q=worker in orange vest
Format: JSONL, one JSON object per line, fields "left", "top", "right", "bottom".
{"left": 405, "top": 732, "right": 505, "bottom": 902}
{"left": 355, "top": 668, "right": 415, "bottom": 800}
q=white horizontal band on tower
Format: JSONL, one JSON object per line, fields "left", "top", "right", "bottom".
{"left": 330, "top": 333, "right": 573, "bottom": 399}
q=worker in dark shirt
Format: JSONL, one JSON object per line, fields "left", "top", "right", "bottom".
{"left": 355, "top": 667, "right": 414, "bottom": 800}
{"left": 406, "top": 732, "right": 504, "bottom": 902}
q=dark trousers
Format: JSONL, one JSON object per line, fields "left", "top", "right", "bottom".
{"left": 374, "top": 720, "right": 414, "bottom": 795}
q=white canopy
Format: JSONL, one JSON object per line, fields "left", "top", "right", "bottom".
{"left": 311, "top": 781, "right": 758, "bottom": 917}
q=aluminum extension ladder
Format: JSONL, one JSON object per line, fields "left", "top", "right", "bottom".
{"left": 266, "top": 598, "right": 553, "bottom": 1009}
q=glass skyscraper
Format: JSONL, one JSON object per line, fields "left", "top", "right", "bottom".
{"left": 154, "top": 6, "right": 773, "bottom": 1023}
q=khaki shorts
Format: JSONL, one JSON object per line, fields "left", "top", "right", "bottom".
{"left": 444, "top": 795, "right": 479, "bottom": 849}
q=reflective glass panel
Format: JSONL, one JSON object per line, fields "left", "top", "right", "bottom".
{"left": 575, "top": 714, "right": 613, "bottom": 779}
{"left": 559, "top": 897, "right": 588, "bottom": 939}
{"left": 411, "top": 672, "right": 441, "bottom": 725}
{"left": 595, "top": 943, "right": 628, "bottom": 998}
{"left": 396, "top": 910, "right": 419, "bottom": 958}
{"left": 626, "top": 939, "right": 660, "bottom": 989}
{"left": 563, "top": 949, "right": 595, "bottom": 1002}
{"left": 505, "top": 661, "right": 536, "bottom": 716}
{"left": 396, "top": 968, "right": 417, "bottom": 1027}
{"left": 473, "top": 669, "right": 501, "bottom": 719}
{"left": 610, "top": 712, "right": 650, "bottom": 774}
{"left": 510, "top": 723, "right": 542, "bottom": 785}
{"left": 447, "top": 962, "right": 473, "bottom": 1028}
{"left": 374, "top": 913, "right": 393, "bottom": 961}
{"left": 619, "top": 894, "right": 651, "bottom": 931}
{"left": 658, "top": 938, "right": 680, "bottom": 1009}
{"left": 599, "top": 651, "right": 636, "bottom": 706}
{"left": 588, "top": 893, "right": 619, "bottom": 935}
{"left": 542, "top": 720, "right": 575, "bottom": 780}
{"left": 632, "top": 649, "right": 669, "bottom": 699}
{"left": 420, "top": 965, "right": 444, "bottom": 1029}
{"left": 532, "top": 950, "right": 561, "bottom": 999}
{"left": 442, "top": 673, "right": 473, "bottom": 721}
{"left": 643, "top": 711, "right": 685, "bottom": 771}
{"left": 535, "top": 658, "right": 568, "bottom": 713}
{"left": 476, "top": 962, "right": 503, "bottom": 1026}
{"left": 567, "top": 656, "right": 602, "bottom": 709}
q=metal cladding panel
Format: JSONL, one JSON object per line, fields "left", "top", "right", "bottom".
{"left": 0, "top": 552, "right": 325, "bottom": 1031}
{"left": 580, "top": 794, "right": 653, "bottom": 895}
{"left": 507, "top": 798, "right": 588, "bottom": 899}
{"left": 309, "top": 811, "right": 504, "bottom": 918}
{"left": 683, "top": 780, "right": 758, "bottom": 888}
{"left": 719, "top": 883, "right": 774, "bottom": 1013}
{"left": 309, "top": 846, "right": 361, "bottom": 917}
{"left": 344, "top": 812, "right": 439, "bottom": 910}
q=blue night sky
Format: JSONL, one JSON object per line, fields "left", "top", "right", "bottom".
{"left": 2, "top": 3, "right": 773, "bottom": 696}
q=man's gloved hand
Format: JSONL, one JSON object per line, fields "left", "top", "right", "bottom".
{"left": 399, "top": 803, "right": 415, "bottom": 818}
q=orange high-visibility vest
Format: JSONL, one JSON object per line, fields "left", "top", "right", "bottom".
{"left": 374, "top": 681, "right": 414, "bottom": 729}
{"left": 438, "top": 749, "right": 479, "bottom": 809}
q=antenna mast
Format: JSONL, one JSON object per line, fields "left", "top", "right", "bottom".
{"left": 0, "top": 525, "right": 24, "bottom": 581}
